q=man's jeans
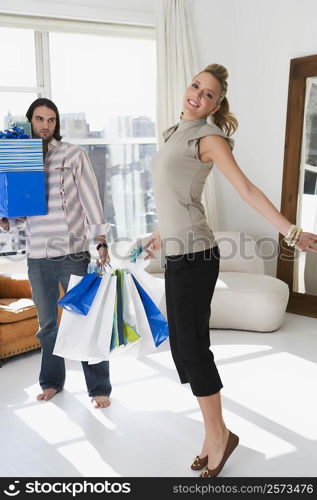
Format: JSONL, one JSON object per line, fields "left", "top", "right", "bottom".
{"left": 27, "top": 253, "right": 112, "bottom": 397}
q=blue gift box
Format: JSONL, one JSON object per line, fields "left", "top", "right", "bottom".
{"left": 0, "top": 139, "right": 47, "bottom": 217}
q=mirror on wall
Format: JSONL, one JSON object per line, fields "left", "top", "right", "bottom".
{"left": 277, "top": 55, "right": 317, "bottom": 317}
{"left": 295, "top": 77, "right": 317, "bottom": 296}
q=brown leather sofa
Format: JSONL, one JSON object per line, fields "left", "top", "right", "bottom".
{"left": 0, "top": 274, "right": 40, "bottom": 365}
{"left": 0, "top": 274, "right": 63, "bottom": 365}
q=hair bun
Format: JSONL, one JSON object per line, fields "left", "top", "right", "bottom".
{"left": 204, "top": 63, "right": 228, "bottom": 81}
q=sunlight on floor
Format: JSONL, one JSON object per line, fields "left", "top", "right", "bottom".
{"left": 15, "top": 404, "right": 85, "bottom": 444}
{"left": 58, "top": 441, "right": 119, "bottom": 477}
{"left": 221, "top": 351, "right": 317, "bottom": 439}
{"left": 214, "top": 343, "right": 273, "bottom": 361}
{"left": 74, "top": 394, "right": 118, "bottom": 430}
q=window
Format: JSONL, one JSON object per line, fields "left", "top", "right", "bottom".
{"left": 0, "top": 19, "right": 157, "bottom": 255}
{"left": 49, "top": 31, "right": 157, "bottom": 240}
{"left": 0, "top": 27, "right": 37, "bottom": 87}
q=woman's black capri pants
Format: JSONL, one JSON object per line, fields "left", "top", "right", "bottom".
{"left": 165, "top": 245, "right": 223, "bottom": 397}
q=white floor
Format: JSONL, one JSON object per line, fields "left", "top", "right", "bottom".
{"left": 1, "top": 312, "right": 317, "bottom": 478}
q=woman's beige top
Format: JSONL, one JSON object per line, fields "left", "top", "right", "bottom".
{"left": 151, "top": 117, "right": 234, "bottom": 256}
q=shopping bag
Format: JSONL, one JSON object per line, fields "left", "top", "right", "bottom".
{"left": 94, "top": 274, "right": 117, "bottom": 362}
{"left": 131, "top": 275, "right": 169, "bottom": 347}
{"left": 122, "top": 272, "right": 142, "bottom": 344}
{"left": 54, "top": 266, "right": 168, "bottom": 362}
{"left": 110, "top": 269, "right": 141, "bottom": 355}
{"left": 53, "top": 273, "right": 117, "bottom": 364}
{"left": 122, "top": 272, "right": 158, "bottom": 356}
{"left": 110, "top": 270, "right": 123, "bottom": 351}
{"left": 125, "top": 262, "right": 166, "bottom": 316}
{"left": 108, "top": 268, "right": 168, "bottom": 355}
{"left": 58, "top": 272, "right": 101, "bottom": 315}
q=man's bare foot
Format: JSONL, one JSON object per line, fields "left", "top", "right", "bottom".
{"left": 91, "top": 395, "right": 111, "bottom": 409}
{"left": 37, "top": 388, "right": 58, "bottom": 401}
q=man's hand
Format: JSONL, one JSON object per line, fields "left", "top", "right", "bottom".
{"left": 96, "top": 245, "right": 110, "bottom": 267}
{"left": 143, "top": 232, "right": 161, "bottom": 260}
{"left": 0, "top": 218, "right": 9, "bottom": 232}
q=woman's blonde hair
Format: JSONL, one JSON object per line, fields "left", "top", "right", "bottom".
{"left": 200, "top": 63, "right": 238, "bottom": 136}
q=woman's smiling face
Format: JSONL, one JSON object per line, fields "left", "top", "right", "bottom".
{"left": 183, "top": 71, "right": 222, "bottom": 119}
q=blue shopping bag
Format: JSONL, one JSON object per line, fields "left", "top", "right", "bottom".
{"left": 131, "top": 275, "right": 169, "bottom": 347}
{"left": 58, "top": 272, "right": 102, "bottom": 315}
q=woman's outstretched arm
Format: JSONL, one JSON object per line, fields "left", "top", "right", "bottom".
{"left": 199, "top": 134, "right": 317, "bottom": 253}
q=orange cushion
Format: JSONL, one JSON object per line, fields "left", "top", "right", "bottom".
{"left": 0, "top": 298, "right": 37, "bottom": 323}
{"left": 0, "top": 275, "right": 32, "bottom": 299}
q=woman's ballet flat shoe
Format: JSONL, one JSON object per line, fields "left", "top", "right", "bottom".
{"left": 200, "top": 431, "right": 239, "bottom": 478}
{"left": 191, "top": 455, "right": 208, "bottom": 470}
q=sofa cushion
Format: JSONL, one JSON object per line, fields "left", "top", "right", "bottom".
{"left": 0, "top": 298, "right": 37, "bottom": 323}
{"left": 139, "top": 271, "right": 289, "bottom": 332}
{"left": 0, "top": 317, "right": 40, "bottom": 359}
{"left": 210, "top": 272, "right": 289, "bottom": 332}
{"left": 0, "top": 274, "right": 32, "bottom": 299}
{"left": 215, "top": 271, "right": 287, "bottom": 293}
{"left": 214, "top": 231, "right": 265, "bottom": 274}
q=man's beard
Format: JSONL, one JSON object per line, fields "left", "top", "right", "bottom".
{"left": 32, "top": 130, "right": 54, "bottom": 141}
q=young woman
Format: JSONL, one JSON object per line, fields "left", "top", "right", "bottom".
{"left": 144, "top": 63, "right": 317, "bottom": 477}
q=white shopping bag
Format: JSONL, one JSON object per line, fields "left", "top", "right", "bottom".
{"left": 122, "top": 272, "right": 141, "bottom": 343}
{"left": 124, "top": 263, "right": 166, "bottom": 317}
{"left": 124, "top": 272, "right": 166, "bottom": 357}
{"left": 53, "top": 273, "right": 117, "bottom": 364}
{"left": 93, "top": 273, "right": 117, "bottom": 363}
{"left": 108, "top": 271, "right": 142, "bottom": 358}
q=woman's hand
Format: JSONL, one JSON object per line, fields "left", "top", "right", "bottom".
{"left": 296, "top": 231, "right": 317, "bottom": 253}
{"left": 96, "top": 246, "right": 111, "bottom": 267}
{"left": 143, "top": 232, "right": 161, "bottom": 260}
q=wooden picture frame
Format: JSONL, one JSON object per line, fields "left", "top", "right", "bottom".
{"left": 276, "top": 54, "right": 317, "bottom": 318}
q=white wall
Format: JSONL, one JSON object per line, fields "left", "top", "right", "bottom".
{"left": 191, "top": 0, "right": 317, "bottom": 274}
{"left": 0, "top": 0, "right": 155, "bottom": 25}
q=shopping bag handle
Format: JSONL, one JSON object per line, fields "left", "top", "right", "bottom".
{"left": 95, "top": 262, "right": 113, "bottom": 276}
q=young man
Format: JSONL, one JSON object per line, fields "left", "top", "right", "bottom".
{"left": 0, "top": 98, "right": 111, "bottom": 408}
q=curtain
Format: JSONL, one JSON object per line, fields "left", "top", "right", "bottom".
{"left": 155, "top": 0, "right": 219, "bottom": 231}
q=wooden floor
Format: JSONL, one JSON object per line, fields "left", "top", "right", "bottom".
{"left": 1, "top": 312, "right": 317, "bottom": 478}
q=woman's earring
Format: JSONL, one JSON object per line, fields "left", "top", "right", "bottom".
{"left": 180, "top": 111, "right": 184, "bottom": 119}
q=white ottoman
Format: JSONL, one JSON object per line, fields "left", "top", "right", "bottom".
{"left": 210, "top": 272, "right": 290, "bottom": 332}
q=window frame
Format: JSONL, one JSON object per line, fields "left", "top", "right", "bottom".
{"left": 0, "top": 14, "right": 155, "bottom": 98}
